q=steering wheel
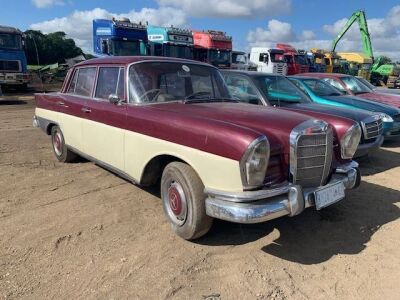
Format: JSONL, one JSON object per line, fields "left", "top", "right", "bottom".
{"left": 139, "top": 89, "right": 162, "bottom": 103}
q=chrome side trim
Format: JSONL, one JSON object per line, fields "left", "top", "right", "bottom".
{"left": 67, "top": 145, "right": 137, "bottom": 184}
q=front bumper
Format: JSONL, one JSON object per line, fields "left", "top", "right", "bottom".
{"left": 355, "top": 135, "right": 384, "bottom": 157}
{"left": 384, "top": 122, "right": 400, "bottom": 140}
{"left": 0, "top": 73, "right": 29, "bottom": 85}
{"left": 205, "top": 162, "right": 360, "bottom": 224}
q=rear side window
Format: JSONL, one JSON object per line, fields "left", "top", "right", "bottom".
{"left": 68, "top": 67, "right": 97, "bottom": 97}
{"left": 95, "top": 67, "right": 125, "bottom": 100}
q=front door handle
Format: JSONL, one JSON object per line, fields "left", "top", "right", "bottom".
{"left": 56, "top": 101, "right": 68, "bottom": 107}
{"left": 81, "top": 107, "right": 91, "bottom": 113}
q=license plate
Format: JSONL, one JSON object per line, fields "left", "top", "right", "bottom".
{"left": 314, "top": 182, "right": 345, "bottom": 210}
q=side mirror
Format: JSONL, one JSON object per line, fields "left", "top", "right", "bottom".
{"left": 109, "top": 94, "right": 121, "bottom": 105}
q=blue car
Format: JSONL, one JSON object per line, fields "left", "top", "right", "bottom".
{"left": 289, "top": 76, "right": 400, "bottom": 139}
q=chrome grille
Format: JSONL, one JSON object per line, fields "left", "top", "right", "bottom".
{"left": 290, "top": 120, "right": 333, "bottom": 188}
{"left": 0, "top": 60, "right": 20, "bottom": 72}
{"left": 362, "top": 117, "right": 383, "bottom": 140}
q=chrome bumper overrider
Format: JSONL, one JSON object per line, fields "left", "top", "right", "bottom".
{"left": 205, "top": 162, "right": 360, "bottom": 224}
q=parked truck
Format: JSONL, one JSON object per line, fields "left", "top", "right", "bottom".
{"left": 0, "top": 25, "right": 29, "bottom": 89}
{"left": 230, "top": 50, "right": 257, "bottom": 71}
{"left": 147, "top": 25, "right": 193, "bottom": 59}
{"left": 192, "top": 30, "right": 232, "bottom": 68}
{"left": 307, "top": 51, "right": 327, "bottom": 73}
{"left": 249, "top": 47, "right": 288, "bottom": 75}
{"left": 92, "top": 18, "right": 148, "bottom": 56}
{"left": 276, "top": 43, "right": 309, "bottom": 75}
{"left": 337, "top": 52, "right": 372, "bottom": 79}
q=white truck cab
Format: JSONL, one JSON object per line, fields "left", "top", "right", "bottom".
{"left": 249, "top": 47, "right": 288, "bottom": 75}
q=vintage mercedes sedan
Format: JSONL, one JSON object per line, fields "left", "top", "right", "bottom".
{"left": 33, "top": 57, "right": 361, "bottom": 240}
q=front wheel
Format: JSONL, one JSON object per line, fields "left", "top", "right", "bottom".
{"left": 51, "top": 125, "right": 77, "bottom": 163}
{"left": 161, "top": 162, "right": 213, "bottom": 240}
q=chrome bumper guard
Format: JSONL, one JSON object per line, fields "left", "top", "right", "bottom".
{"left": 205, "top": 162, "right": 360, "bottom": 224}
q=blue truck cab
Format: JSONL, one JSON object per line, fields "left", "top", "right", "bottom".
{"left": 0, "top": 25, "right": 29, "bottom": 89}
{"left": 147, "top": 25, "right": 193, "bottom": 59}
{"left": 92, "top": 18, "right": 147, "bottom": 56}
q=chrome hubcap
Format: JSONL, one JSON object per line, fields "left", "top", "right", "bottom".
{"left": 53, "top": 130, "right": 63, "bottom": 156}
{"left": 164, "top": 181, "right": 187, "bottom": 226}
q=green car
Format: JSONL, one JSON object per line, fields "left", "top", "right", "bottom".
{"left": 289, "top": 76, "right": 400, "bottom": 139}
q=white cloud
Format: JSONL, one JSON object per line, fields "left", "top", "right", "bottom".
{"left": 30, "top": 7, "right": 187, "bottom": 52}
{"left": 247, "top": 19, "right": 296, "bottom": 48}
{"left": 32, "top": 0, "right": 64, "bottom": 8}
{"left": 247, "top": 5, "right": 400, "bottom": 61}
{"left": 157, "top": 0, "right": 291, "bottom": 18}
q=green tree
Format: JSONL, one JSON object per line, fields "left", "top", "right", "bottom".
{"left": 24, "top": 30, "right": 83, "bottom": 65}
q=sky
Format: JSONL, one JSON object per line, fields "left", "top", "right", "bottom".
{"left": 1, "top": 0, "right": 400, "bottom": 60}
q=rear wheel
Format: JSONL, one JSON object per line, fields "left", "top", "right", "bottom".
{"left": 161, "top": 162, "right": 213, "bottom": 240}
{"left": 51, "top": 125, "right": 77, "bottom": 163}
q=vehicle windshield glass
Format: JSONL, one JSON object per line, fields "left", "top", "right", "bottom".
{"left": 110, "top": 39, "right": 141, "bottom": 56}
{"left": 165, "top": 44, "right": 193, "bottom": 59}
{"left": 128, "top": 62, "right": 230, "bottom": 103}
{"left": 271, "top": 53, "right": 285, "bottom": 63}
{"left": 209, "top": 49, "right": 230, "bottom": 66}
{"left": 294, "top": 55, "right": 307, "bottom": 65}
{"left": 232, "top": 53, "right": 246, "bottom": 64}
{"left": 341, "top": 76, "right": 372, "bottom": 94}
{"left": 332, "top": 58, "right": 340, "bottom": 65}
{"left": 254, "top": 75, "right": 311, "bottom": 105}
{"left": 0, "top": 33, "right": 22, "bottom": 50}
{"left": 302, "top": 78, "right": 344, "bottom": 96}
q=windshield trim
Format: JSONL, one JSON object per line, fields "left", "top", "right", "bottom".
{"left": 126, "top": 60, "right": 222, "bottom": 105}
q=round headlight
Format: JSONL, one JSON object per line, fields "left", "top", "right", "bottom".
{"left": 240, "top": 136, "right": 270, "bottom": 189}
{"left": 380, "top": 113, "right": 393, "bottom": 123}
{"left": 340, "top": 124, "right": 362, "bottom": 159}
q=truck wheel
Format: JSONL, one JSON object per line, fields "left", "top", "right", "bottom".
{"left": 51, "top": 125, "right": 77, "bottom": 163}
{"left": 161, "top": 162, "right": 213, "bottom": 240}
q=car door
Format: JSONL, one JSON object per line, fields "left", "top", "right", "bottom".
{"left": 81, "top": 66, "right": 126, "bottom": 171}
{"left": 57, "top": 67, "right": 97, "bottom": 152}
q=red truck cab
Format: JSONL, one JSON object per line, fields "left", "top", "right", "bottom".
{"left": 193, "top": 30, "right": 232, "bottom": 68}
{"left": 276, "top": 43, "right": 309, "bottom": 75}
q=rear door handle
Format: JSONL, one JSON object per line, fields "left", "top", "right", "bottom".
{"left": 81, "top": 107, "right": 91, "bottom": 113}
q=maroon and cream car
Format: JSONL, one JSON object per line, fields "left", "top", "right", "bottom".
{"left": 33, "top": 57, "right": 361, "bottom": 240}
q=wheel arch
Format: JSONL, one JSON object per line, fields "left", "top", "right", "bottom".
{"left": 139, "top": 154, "right": 196, "bottom": 187}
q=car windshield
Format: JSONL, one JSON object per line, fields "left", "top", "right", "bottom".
{"left": 271, "top": 53, "right": 285, "bottom": 63}
{"left": 341, "top": 76, "right": 372, "bottom": 94}
{"left": 302, "top": 78, "right": 344, "bottom": 96}
{"left": 110, "top": 39, "right": 141, "bottom": 56}
{"left": 128, "top": 61, "right": 230, "bottom": 103}
{"left": 294, "top": 55, "right": 307, "bottom": 65}
{"left": 165, "top": 44, "right": 193, "bottom": 59}
{"left": 254, "top": 75, "right": 311, "bottom": 105}
{"left": 0, "top": 33, "right": 22, "bottom": 50}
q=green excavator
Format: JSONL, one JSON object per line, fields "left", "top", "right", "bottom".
{"left": 331, "top": 10, "right": 399, "bottom": 86}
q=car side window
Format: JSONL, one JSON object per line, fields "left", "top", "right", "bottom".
{"left": 224, "top": 75, "right": 260, "bottom": 105}
{"left": 95, "top": 67, "right": 125, "bottom": 100}
{"left": 67, "top": 69, "right": 79, "bottom": 93}
{"left": 69, "top": 67, "right": 97, "bottom": 97}
{"left": 322, "top": 78, "right": 346, "bottom": 92}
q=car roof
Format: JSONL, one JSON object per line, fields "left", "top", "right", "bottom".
{"left": 221, "top": 69, "right": 285, "bottom": 78}
{"left": 75, "top": 56, "right": 212, "bottom": 68}
{"left": 299, "top": 73, "right": 350, "bottom": 79}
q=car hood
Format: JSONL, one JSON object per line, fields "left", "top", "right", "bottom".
{"left": 151, "top": 102, "right": 319, "bottom": 154}
{"left": 323, "top": 95, "right": 400, "bottom": 116}
{"left": 281, "top": 103, "right": 375, "bottom": 123}
{"left": 355, "top": 92, "right": 400, "bottom": 108}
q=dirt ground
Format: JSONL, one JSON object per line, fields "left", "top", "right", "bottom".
{"left": 0, "top": 92, "right": 399, "bottom": 300}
